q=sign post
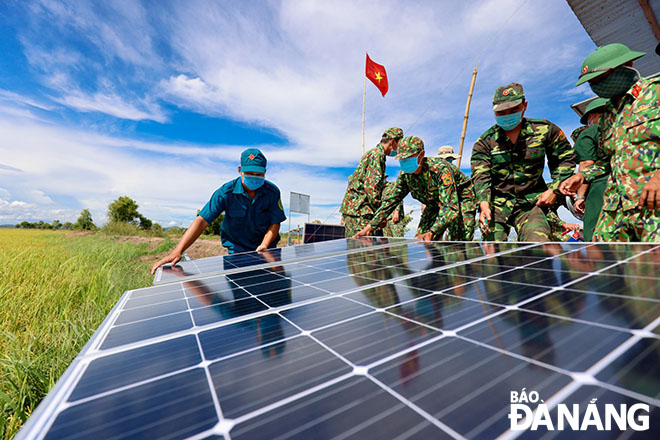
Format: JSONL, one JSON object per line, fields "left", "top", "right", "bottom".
{"left": 288, "top": 192, "right": 310, "bottom": 245}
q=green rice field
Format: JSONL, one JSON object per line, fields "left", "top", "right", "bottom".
{"left": 0, "top": 229, "right": 167, "bottom": 439}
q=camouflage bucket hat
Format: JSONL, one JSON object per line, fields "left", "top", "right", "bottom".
{"left": 576, "top": 43, "right": 645, "bottom": 86}
{"left": 395, "top": 136, "right": 424, "bottom": 159}
{"left": 383, "top": 127, "right": 404, "bottom": 140}
{"left": 492, "top": 83, "right": 525, "bottom": 111}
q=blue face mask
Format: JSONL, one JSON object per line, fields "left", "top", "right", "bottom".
{"left": 399, "top": 156, "right": 420, "bottom": 173}
{"left": 243, "top": 175, "right": 265, "bottom": 190}
{"left": 389, "top": 149, "right": 398, "bottom": 157}
{"left": 495, "top": 111, "right": 523, "bottom": 131}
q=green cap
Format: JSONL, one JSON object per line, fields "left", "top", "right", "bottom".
{"left": 240, "top": 148, "right": 267, "bottom": 173}
{"left": 395, "top": 136, "right": 424, "bottom": 159}
{"left": 383, "top": 127, "right": 404, "bottom": 140}
{"left": 576, "top": 43, "right": 646, "bottom": 86}
{"left": 492, "top": 83, "right": 525, "bottom": 111}
{"left": 580, "top": 97, "right": 609, "bottom": 124}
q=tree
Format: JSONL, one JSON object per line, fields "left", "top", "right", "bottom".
{"left": 138, "top": 214, "right": 152, "bottom": 230}
{"left": 52, "top": 220, "right": 62, "bottom": 230}
{"left": 108, "top": 196, "right": 140, "bottom": 223}
{"left": 73, "top": 209, "right": 96, "bottom": 231}
{"left": 62, "top": 222, "right": 73, "bottom": 230}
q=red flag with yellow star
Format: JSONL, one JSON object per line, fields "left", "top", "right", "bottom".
{"left": 365, "top": 53, "right": 388, "bottom": 97}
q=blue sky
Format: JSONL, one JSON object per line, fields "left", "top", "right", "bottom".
{"left": 0, "top": 0, "right": 598, "bottom": 231}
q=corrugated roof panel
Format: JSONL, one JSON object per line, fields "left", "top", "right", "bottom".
{"left": 567, "top": 0, "right": 660, "bottom": 77}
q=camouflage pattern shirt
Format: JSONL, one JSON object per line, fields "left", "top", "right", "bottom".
{"left": 340, "top": 144, "right": 387, "bottom": 218}
{"left": 370, "top": 157, "right": 477, "bottom": 235}
{"left": 581, "top": 77, "right": 660, "bottom": 212}
{"left": 471, "top": 118, "right": 576, "bottom": 223}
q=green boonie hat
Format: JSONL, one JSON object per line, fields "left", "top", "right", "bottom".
{"left": 492, "top": 83, "right": 525, "bottom": 111}
{"left": 383, "top": 127, "right": 404, "bottom": 140}
{"left": 576, "top": 43, "right": 646, "bottom": 86}
{"left": 240, "top": 148, "right": 267, "bottom": 173}
{"left": 395, "top": 136, "right": 424, "bottom": 159}
{"left": 580, "top": 97, "right": 609, "bottom": 124}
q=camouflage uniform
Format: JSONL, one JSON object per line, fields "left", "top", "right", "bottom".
{"left": 581, "top": 77, "right": 660, "bottom": 241}
{"left": 371, "top": 136, "right": 477, "bottom": 240}
{"left": 471, "top": 84, "right": 575, "bottom": 241}
{"left": 381, "top": 181, "right": 406, "bottom": 237}
{"left": 340, "top": 127, "right": 403, "bottom": 237}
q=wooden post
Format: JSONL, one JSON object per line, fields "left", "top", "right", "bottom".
{"left": 458, "top": 68, "right": 478, "bottom": 168}
{"left": 362, "top": 76, "right": 367, "bottom": 155}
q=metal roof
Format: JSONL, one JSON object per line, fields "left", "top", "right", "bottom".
{"left": 568, "top": 0, "right": 660, "bottom": 116}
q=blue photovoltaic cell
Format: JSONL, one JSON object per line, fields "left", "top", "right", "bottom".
{"left": 17, "top": 241, "right": 660, "bottom": 439}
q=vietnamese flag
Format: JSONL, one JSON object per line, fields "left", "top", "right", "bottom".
{"left": 365, "top": 53, "right": 388, "bottom": 97}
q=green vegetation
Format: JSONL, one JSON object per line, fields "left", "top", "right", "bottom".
{"left": 0, "top": 229, "right": 165, "bottom": 439}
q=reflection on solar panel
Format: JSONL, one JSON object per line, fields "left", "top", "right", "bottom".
{"left": 17, "top": 241, "right": 660, "bottom": 439}
{"left": 154, "top": 237, "right": 406, "bottom": 284}
{"left": 303, "top": 222, "right": 346, "bottom": 244}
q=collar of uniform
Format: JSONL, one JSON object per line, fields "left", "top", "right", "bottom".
{"left": 619, "top": 77, "right": 647, "bottom": 110}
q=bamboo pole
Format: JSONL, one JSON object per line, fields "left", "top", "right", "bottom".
{"left": 457, "top": 68, "right": 478, "bottom": 167}
{"left": 362, "top": 76, "right": 367, "bottom": 155}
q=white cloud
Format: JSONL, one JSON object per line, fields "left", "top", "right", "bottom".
{"left": 55, "top": 92, "right": 167, "bottom": 122}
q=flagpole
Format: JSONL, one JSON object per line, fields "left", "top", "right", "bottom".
{"left": 457, "top": 67, "right": 478, "bottom": 168}
{"left": 362, "top": 76, "right": 366, "bottom": 156}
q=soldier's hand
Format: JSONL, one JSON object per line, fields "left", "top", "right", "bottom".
{"left": 560, "top": 174, "right": 584, "bottom": 196}
{"left": 640, "top": 173, "right": 660, "bottom": 210}
{"left": 151, "top": 251, "right": 182, "bottom": 275}
{"left": 479, "top": 201, "right": 491, "bottom": 234}
{"left": 415, "top": 231, "right": 434, "bottom": 241}
{"left": 392, "top": 210, "right": 400, "bottom": 223}
{"left": 536, "top": 188, "right": 557, "bottom": 207}
{"left": 353, "top": 225, "right": 374, "bottom": 238}
{"left": 574, "top": 198, "right": 586, "bottom": 214}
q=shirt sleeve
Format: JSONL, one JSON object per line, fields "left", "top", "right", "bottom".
{"left": 369, "top": 174, "right": 408, "bottom": 228}
{"left": 573, "top": 125, "right": 599, "bottom": 162}
{"left": 429, "top": 169, "right": 460, "bottom": 235}
{"left": 545, "top": 124, "right": 577, "bottom": 192}
{"left": 269, "top": 190, "right": 287, "bottom": 225}
{"left": 198, "top": 188, "right": 227, "bottom": 224}
{"left": 470, "top": 137, "right": 492, "bottom": 203}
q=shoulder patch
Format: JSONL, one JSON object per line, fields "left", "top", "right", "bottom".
{"left": 441, "top": 172, "right": 453, "bottom": 186}
{"left": 632, "top": 84, "right": 641, "bottom": 98}
{"left": 557, "top": 130, "right": 566, "bottom": 141}
{"left": 278, "top": 199, "right": 283, "bottom": 211}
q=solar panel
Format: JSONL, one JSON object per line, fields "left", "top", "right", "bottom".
{"left": 154, "top": 236, "right": 407, "bottom": 284}
{"left": 17, "top": 242, "right": 660, "bottom": 439}
{"left": 302, "top": 222, "right": 346, "bottom": 244}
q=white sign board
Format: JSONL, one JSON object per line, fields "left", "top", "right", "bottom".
{"left": 290, "top": 192, "right": 310, "bottom": 215}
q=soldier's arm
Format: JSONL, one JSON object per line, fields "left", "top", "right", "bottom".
{"left": 369, "top": 175, "right": 408, "bottom": 229}
{"left": 546, "top": 124, "right": 577, "bottom": 192}
{"left": 363, "top": 151, "right": 386, "bottom": 212}
{"left": 470, "top": 138, "right": 492, "bottom": 204}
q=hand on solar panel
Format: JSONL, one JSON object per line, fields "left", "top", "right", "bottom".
{"left": 352, "top": 225, "right": 374, "bottom": 238}
{"left": 151, "top": 216, "right": 208, "bottom": 275}
{"left": 559, "top": 174, "right": 584, "bottom": 196}
{"left": 415, "top": 231, "right": 433, "bottom": 241}
{"left": 639, "top": 172, "right": 660, "bottom": 210}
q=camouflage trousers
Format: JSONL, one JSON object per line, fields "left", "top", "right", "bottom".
{"left": 593, "top": 207, "right": 660, "bottom": 242}
{"left": 418, "top": 210, "right": 476, "bottom": 241}
{"left": 484, "top": 205, "right": 551, "bottom": 241}
{"left": 343, "top": 215, "right": 380, "bottom": 237}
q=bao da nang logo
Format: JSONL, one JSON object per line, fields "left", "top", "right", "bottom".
{"left": 509, "top": 389, "right": 650, "bottom": 431}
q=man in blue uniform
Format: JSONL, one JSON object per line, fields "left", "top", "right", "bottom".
{"left": 151, "top": 148, "right": 286, "bottom": 274}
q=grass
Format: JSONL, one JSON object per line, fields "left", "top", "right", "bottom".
{"left": 0, "top": 229, "right": 161, "bottom": 439}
